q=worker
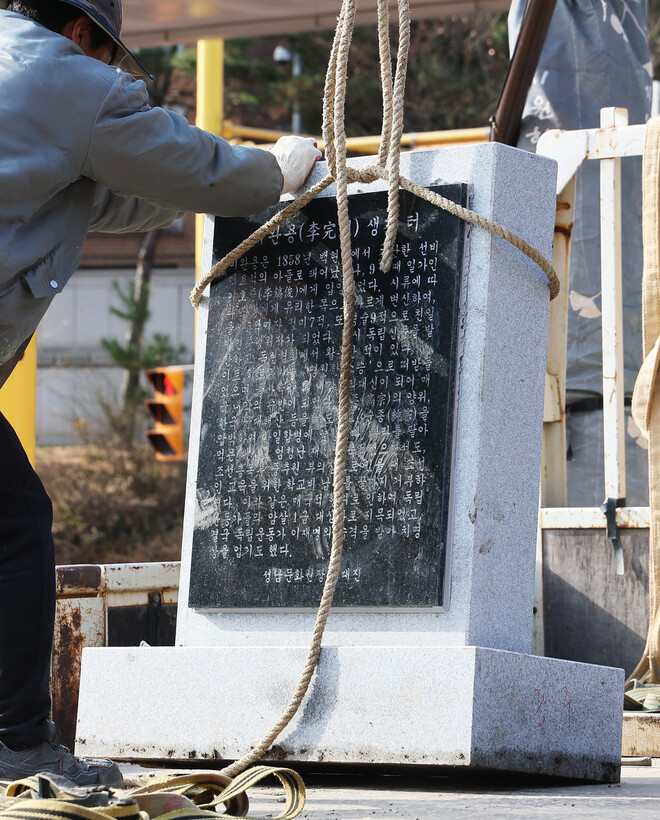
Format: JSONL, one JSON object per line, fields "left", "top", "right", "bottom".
{"left": 0, "top": 0, "right": 321, "bottom": 787}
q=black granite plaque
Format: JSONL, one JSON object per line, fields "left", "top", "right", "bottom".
{"left": 189, "top": 183, "right": 467, "bottom": 609}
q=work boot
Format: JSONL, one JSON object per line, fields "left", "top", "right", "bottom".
{"left": 0, "top": 722, "right": 123, "bottom": 787}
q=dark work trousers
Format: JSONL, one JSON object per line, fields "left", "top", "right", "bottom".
{"left": 0, "top": 411, "right": 54, "bottom": 750}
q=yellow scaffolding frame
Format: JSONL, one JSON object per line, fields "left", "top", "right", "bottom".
{"left": 196, "top": 39, "right": 225, "bottom": 283}
{"left": 222, "top": 121, "right": 489, "bottom": 153}
{"left": 0, "top": 337, "right": 37, "bottom": 463}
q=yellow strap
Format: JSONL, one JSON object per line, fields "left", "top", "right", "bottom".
{"left": 130, "top": 771, "right": 238, "bottom": 811}
{"left": 212, "top": 767, "right": 305, "bottom": 820}
{"left": 131, "top": 767, "right": 304, "bottom": 819}
{"left": 1, "top": 767, "right": 305, "bottom": 820}
{"left": 0, "top": 800, "right": 141, "bottom": 820}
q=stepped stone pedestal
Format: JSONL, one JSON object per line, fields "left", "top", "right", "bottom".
{"left": 76, "top": 144, "right": 624, "bottom": 782}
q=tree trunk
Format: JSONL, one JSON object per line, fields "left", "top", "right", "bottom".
{"left": 119, "top": 227, "right": 161, "bottom": 409}
{"left": 117, "top": 57, "right": 175, "bottom": 443}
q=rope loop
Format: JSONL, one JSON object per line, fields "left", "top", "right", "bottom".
{"left": 191, "top": 155, "right": 560, "bottom": 307}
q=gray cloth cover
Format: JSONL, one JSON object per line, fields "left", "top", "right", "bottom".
{"left": 508, "top": 0, "right": 652, "bottom": 505}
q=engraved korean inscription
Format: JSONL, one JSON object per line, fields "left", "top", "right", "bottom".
{"left": 189, "top": 184, "right": 467, "bottom": 608}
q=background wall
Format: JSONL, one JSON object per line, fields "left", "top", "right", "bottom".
{"left": 36, "top": 267, "right": 196, "bottom": 445}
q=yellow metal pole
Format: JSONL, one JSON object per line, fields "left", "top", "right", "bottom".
{"left": 0, "top": 335, "right": 37, "bottom": 463}
{"left": 222, "top": 122, "right": 490, "bottom": 154}
{"left": 195, "top": 39, "right": 225, "bottom": 284}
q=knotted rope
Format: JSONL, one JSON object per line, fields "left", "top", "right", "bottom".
{"left": 193, "top": 0, "right": 559, "bottom": 781}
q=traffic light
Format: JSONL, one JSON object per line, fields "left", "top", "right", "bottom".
{"left": 144, "top": 367, "right": 184, "bottom": 461}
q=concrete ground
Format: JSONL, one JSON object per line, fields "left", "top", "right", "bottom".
{"left": 122, "top": 760, "right": 660, "bottom": 819}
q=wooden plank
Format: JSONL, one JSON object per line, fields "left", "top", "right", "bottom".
{"left": 623, "top": 713, "right": 660, "bottom": 758}
{"left": 541, "top": 507, "right": 650, "bottom": 529}
{"left": 540, "top": 179, "right": 575, "bottom": 507}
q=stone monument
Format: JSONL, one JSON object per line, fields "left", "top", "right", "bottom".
{"left": 76, "top": 143, "right": 623, "bottom": 782}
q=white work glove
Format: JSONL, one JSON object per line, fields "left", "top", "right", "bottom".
{"left": 270, "top": 136, "right": 322, "bottom": 195}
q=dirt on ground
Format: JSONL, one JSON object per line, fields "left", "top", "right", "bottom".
{"left": 35, "top": 445, "right": 187, "bottom": 566}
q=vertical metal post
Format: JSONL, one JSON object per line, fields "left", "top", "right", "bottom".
{"left": 195, "top": 39, "right": 225, "bottom": 285}
{"left": 0, "top": 335, "right": 37, "bottom": 463}
{"left": 490, "top": 0, "right": 557, "bottom": 146}
{"left": 599, "top": 107, "right": 627, "bottom": 574}
{"left": 600, "top": 107, "right": 627, "bottom": 505}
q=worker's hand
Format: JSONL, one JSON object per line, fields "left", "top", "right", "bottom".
{"left": 271, "top": 136, "right": 322, "bottom": 195}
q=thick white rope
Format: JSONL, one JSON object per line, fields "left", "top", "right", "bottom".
{"left": 219, "top": 0, "right": 360, "bottom": 781}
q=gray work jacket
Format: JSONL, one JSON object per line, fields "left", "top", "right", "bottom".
{"left": 0, "top": 11, "right": 283, "bottom": 365}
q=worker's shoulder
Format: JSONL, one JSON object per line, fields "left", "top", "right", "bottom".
{"left": 0, "top": 11, "right": 144, "bottom": 117}
{"left": 59, "top": 54, "right": 150, "bottom": 127}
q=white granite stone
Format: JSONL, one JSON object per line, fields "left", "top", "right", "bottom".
{"left": 177, "top": 143, "right": 556, "bottom": 655}
{"left": 76, "top": 645, "right": 623, "bottom": 782}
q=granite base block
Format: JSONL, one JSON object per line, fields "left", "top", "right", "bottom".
{"left": 76, "top": 645, "right": 623, "bottom": 782}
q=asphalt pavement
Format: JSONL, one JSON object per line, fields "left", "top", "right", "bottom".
{"left": 121, "top": 759, "right": 660, "bottom": 819}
